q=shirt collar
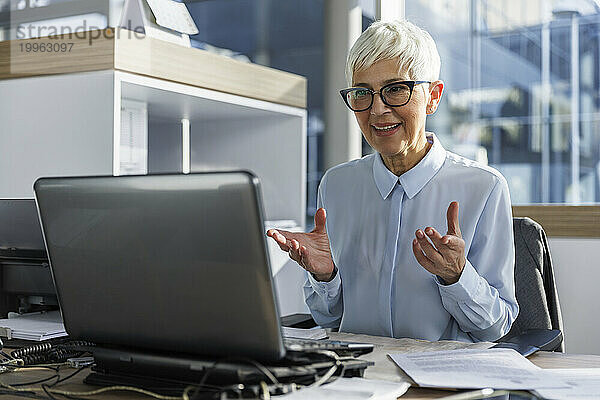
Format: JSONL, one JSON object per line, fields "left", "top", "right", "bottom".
{"left": 372, "top": 133, "right": 446, "bottom": 200}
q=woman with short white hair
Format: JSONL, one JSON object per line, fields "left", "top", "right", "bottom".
{"left": 268, "top": 19, "right": 518, "bottom": 342}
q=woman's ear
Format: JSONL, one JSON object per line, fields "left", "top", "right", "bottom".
{"left": 426, "top": 80, "right": 444, "bottom": 115}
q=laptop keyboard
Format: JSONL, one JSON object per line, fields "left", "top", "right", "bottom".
{"left": 283, "top": 338, "right": 374, "bottom": 356}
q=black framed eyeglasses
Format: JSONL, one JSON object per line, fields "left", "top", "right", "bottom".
{"left": 339, "top": 80, "right": 431, "bottom": 112}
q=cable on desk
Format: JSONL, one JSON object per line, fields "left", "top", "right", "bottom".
{"left": 0, "top": 365, "right": 185, "bottom": 400}
{"left": 44, "top": 366, "right": 102, "bottom": 400}
{"left": 44, "top": 385, "right": 187, "bottom": 400}
{"left": 194, "top": 349, "right": 343, "bottom": 399}
{"left": 306, "top": 349, "right": 342, "bottom": 388}
{"left": 259, "top": 381, "right": 270, "bottom": 400}
{"left": 11, "top": 371, "right": 60, "bottom": 387}
{"left": 0, "top": 362, "right": 215, "bottom": 400}
{"left": 11, "top": 343, "right": 53, "bottom": 360}
{"left": 186, "top": 356, "right": 280, "bottom": 400}
{"left": 0, "top": 375, "right": 45, "bottom": 396}
{"left": 200, "top": 357, "right": 279, "bottom": 387}
{"left": 0, "top": 388, "right": 48, "bottom": 399}
{"left": 40, "top": 384, "right": 61, "bottom": 400}
{"left": 0, "top": 363, "right": 72, "bottom": 377}
{"left": 11, "top": 342, "right": 92, "bottom": 366}
{"left": 47, "top": 366, "right": 90, "bottom": 387}
{"left": 0, "top": 349, "right": 347, "bottom": 400}
{"left": 0, "top": 358, "right": 24, "bottom": 368}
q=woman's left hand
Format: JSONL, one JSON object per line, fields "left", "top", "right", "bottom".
{"left": 412, "top": 201, "right": 466, "bottom": 285}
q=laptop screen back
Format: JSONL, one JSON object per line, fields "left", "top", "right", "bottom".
{"left": 34, "top": 172, "right": 285, "bottom": 361}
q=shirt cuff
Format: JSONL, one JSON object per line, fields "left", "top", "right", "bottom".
{"left": 435, "top": 259, "right": 481, "bottom": 302}
{"left": 307, "top": 268, "right": 341, "bottom": 300}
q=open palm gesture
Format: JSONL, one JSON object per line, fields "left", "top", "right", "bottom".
{"left": 266, "top": 208, "right": 336, "bottom": 282}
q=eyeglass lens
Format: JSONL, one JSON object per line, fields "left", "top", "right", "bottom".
{"left": 346, "top": 83, "right": 411, "bottom": 110}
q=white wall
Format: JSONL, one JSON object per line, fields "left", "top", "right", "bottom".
{"left": 0, "top": 72, "right": 115, "bottom": 197}
{"left": 549, "top": 238, "right": 600, "bottom": 355}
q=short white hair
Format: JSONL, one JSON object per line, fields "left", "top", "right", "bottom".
{"left": 346, "top": 19, "right": 441, "bottom": 85}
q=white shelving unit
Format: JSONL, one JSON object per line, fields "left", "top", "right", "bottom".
{"left": 119, "top": 71, "right": 307, "bottom": 226}
{"left": 0, "top": 30, "right": 309, "bottom": 315}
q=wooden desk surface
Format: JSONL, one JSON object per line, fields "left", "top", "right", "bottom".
{"left": 1, "top": 334, "right": 599, "bottom": 400}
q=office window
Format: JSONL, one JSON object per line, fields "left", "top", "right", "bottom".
{"left": 407, "top": 0, "right": 600, "bottom": 204}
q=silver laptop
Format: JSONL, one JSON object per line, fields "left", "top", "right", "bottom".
{"left": 34, "top": 171, "right": 286, "bottom": 362}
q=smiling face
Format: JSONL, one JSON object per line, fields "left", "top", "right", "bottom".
{"left": 352, "top": 58, "right": 443, "bottom": 173}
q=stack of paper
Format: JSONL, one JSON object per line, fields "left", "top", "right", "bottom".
{"left": 389, "top": 348, "right": 569, "bottom": 391}
{"left": 282, "top": 326, "right": 328, "bottom": 340}
{"left": 391, "top": 350, "right": 600, "bottom": 399}
{"left": 0, "top": 311, "right": 67, "bottom": 341}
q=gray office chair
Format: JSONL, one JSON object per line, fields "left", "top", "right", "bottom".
{"left": 496, "top": 217, "right": 564, "bottom": 352}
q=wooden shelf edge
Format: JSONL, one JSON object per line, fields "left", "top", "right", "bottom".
{"left": 0, "top": 29, "right": 115, "bottom": 79}
{"left": 512, "top": 205, "right": 600, "bottom": 238}
{"left": 0, "top": 29, "right": 307, "bottom": 109}
{"left": 114, "top": 29, "right": 307, "bottom": 109}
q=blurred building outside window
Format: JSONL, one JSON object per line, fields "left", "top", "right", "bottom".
{"left": 407, "top": 0, "right": 600, "bottom": 205}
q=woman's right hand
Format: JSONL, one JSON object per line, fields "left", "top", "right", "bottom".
{"left": 266, "top": 208, "right": 335, "bottom": 282}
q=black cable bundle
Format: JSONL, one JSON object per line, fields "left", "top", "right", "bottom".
{"left": 11, "top": 340, "right": 95, "bottom": 365}
{"left": 11, "top": 343, "right": 53, "bottom": 361}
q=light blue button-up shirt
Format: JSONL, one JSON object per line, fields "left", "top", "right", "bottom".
{"left": 304, "top": 134, "right": 518, "bottom": 342}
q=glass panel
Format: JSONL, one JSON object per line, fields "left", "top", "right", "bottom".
{"left": 407, "top": 0, "right": 600, "bottom": 204}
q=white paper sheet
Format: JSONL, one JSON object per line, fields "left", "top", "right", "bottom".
{"left": 0, "top": 311, "right": 67, "bottom": 341}
{"left": 282, "top": 326, "right": 328, "bottom": 340}
{"left": 278, "top": 377, "right": 410, "bottom": 400}
{"left": 389, "top": 348, "right": 569, "bottom": 390}
{"left": 535, "top": 368, "right": 600, "bottom": 399}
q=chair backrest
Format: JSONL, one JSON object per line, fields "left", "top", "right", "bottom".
{"left": 504, "top": 217, "right": 564, "bottom": 351}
